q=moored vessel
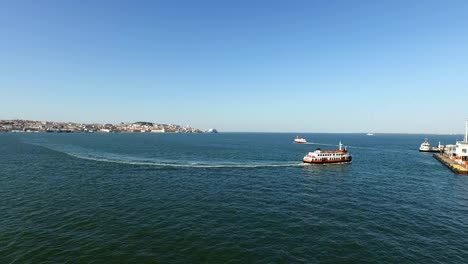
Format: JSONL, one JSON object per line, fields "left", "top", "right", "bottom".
{"left": 419, "top": 139, "right": 431, "bottom": 152}
{"left": 303, "top": 141, "right": 352, "bottom": 164}
{"left": 419, "top": 139, "right": 444, "bottom": 152}
{"left": 294, "top": 136, "right": 307, "bottom": 144}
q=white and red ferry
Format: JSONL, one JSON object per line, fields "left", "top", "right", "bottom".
{"left": 303, "top": 141, "right": 352, "bottom": 164}
{"left": 294, "top": 136, "right": 307, "bottom": 144}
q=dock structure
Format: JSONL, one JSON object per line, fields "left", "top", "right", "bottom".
{"left": 433, "top": 154, "right": 468, "bottom": 175}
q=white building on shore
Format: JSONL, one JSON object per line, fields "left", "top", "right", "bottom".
{"left": 454, "top": 121, "right": 468, "bottom": 167}
{"left": 151, "top": 127, "right": 165, "bottom": 133}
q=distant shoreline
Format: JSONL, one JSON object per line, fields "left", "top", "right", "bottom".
{"left": 0, "top": 119, "right": 463, "bottom": 135}
{"left": 0, "top": 119, "right": 215, "bottom": 134}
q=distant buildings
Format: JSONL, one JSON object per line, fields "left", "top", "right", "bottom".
{"left": 0, "top": 119, "right": 210, "bottom": 134}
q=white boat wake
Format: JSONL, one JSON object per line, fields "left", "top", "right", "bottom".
{"left": 27, "top": 142, "right": 305, "bottom": 169}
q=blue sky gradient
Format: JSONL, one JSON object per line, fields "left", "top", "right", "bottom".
{"left": 1, "top": 0, "right": 467, "bottom": 133}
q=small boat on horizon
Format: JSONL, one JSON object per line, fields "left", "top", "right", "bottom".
{"left": 294, "top": 136, "right": 307, "bottom": 144}
{"left": 366, "top": 133, "right": 374, "bottom": 136}
{"left": 303, "top": 141, "right": 352, "bottom": 164}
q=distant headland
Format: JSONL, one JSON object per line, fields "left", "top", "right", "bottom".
{"left": 0, "top": 119, "right": 218, "bottom": 134}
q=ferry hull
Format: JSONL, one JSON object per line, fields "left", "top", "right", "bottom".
{"left": 419, "top": 149, "right": 443, "bottom": 153}
{"left": 303, "top": 157, "right": 352, "bottom": 164}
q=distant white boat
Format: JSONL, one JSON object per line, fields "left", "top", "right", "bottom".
{"left": 294, "top": 136, "right": 307, "bottom": 144}
{"left": 366, "top": 133, "right": 374, "bottom": 136}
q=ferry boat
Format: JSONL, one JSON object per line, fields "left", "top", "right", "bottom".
{"left": 303, "top": 141, "right": 352, "bottom": 164}
{"left": 419, "top": 139, "right": 444, "bottom": 153}
{"left": 294, "top": 136, "right": 307, "bottom": 144}
{"left": 419, "top": 139, "right": 431, "bottom": 152}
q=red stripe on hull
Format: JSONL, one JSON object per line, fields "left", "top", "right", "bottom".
{"left": 303, "top": 157, "right": 352, "bottom": 164}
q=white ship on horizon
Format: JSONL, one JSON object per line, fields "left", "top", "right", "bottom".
{"left": 294, "top": 136, "right": 307, "bottom": 144}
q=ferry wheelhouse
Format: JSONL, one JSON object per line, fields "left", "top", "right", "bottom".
{"left": 303, "top": 141, "right": 352, "bottom": 164}
{"left": 294, "top": 136, "right": 307, "bottom": 144}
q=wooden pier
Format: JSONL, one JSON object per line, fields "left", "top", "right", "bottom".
{"left": 433, "top": 154, "right": 468, "bottom": 175}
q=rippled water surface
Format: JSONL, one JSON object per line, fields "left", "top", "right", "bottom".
{"left": 1, "top": 133, "right": 468, "bottom": 263}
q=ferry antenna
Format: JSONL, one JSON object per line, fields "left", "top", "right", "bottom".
{"left": 465, "top": 120, "right": 468, "bottom": 142}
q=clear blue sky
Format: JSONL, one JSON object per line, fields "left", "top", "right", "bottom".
{"left": 1, "top": 0, "right": 467, "bottom": 133}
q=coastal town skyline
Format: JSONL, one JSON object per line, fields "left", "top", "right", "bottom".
{"left": 1, "top": 1, "right": 468, "bottom": 133}
{"left": 1, "top": 118, "right": 468, "bottom": 136}
{"left": 0, "top": 119, "right": 209, "bottom": 133}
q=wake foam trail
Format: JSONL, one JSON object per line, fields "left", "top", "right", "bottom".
{"left": 66, "top": 152, "right": 305, "bottom": 168}
{"left": 28, "top": 142, "right": 305, "bottom": 169}
{"left": 66, "top": 153, "right": 306, "bottom": 168}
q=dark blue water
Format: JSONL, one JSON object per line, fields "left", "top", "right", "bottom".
{"left": 1, "top": 133, "right": 468, "bottom": 263}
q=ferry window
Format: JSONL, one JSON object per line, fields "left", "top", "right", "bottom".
{"left": 463, "top": 149, "right": 467, "bottom": 153}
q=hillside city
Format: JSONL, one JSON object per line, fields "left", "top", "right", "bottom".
{"left": 0, "top": 119, "right": 217, "bottom": 133}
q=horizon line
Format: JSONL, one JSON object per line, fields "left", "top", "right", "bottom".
{"left": 1, "top": 118, "right": 465, "bottom": 135}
